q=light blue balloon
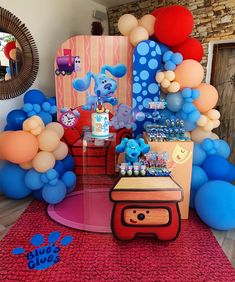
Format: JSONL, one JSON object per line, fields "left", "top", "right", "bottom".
{"left": 214, "top": 139, "right": 231, "bottom": 159}
{"left": 166, "top": 93, "right": 183, "bottom": 112}
{"left": 171, "top": 53, "right": 183, "bottom": 64}
{"left": 25, "top": 169, "right": 44, "bottom": 190}
{"left": 164, "top": 61, "right": 176, "bottom": 71}
{"left": 195, "top": 181, "right": 235, "bottom": 230}
{"left": 188, "top": 110, "right": 200, "bottom": 122}
{"left": 23, "top": 103, "right": 33, "bottom": 113}
{"left": 182, "top": 102, "right": 194, "bottom": 114}
{"left": 61, "top": 171, "right": 76, "bottom": 188}
{"left": 193, "top": 143, "right": 206, "bottom": 165}
{"left": 184, "top": 120, "right": 197, "bottom": 131}
{"left": 42, "top": 180, "right": 67, "bottom": 204}
{"left": 162, "top": 51, "right": 173, "bottom": 62}
{"left": 38, "top": 111, "right": 52, "bottom": 125}
{"left": 191, "top": 166, "right": 208, "bottom": 190}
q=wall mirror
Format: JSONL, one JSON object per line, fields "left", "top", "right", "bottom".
{"left": 0, "top": 7, "right": 39, "bottom": 99}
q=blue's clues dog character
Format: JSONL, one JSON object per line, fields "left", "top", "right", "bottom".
{"left": 110, "top": 103, "right": 134, "bottom": 130}
{"left": 72, "top": 64, "right": 127, "bottom": 110}
{"left": 116, "top": 138, "right": 150, "bottom": 164}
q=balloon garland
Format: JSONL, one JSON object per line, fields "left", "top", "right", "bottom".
{"left": 118, "top": 5, "right": 235, "bottom": 231}
{"left": 0, "top": 90, "right": 76, "bottom": 204}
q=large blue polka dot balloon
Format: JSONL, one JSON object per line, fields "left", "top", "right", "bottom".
{"left": 133, "top": 40, "right": 161, "bottom": 137}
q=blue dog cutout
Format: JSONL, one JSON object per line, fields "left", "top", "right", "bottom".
{"left": 132, "top": 40, "right": 162, "bottom": 138}
{"left": 116, "top": 138, "right": 150, "bottom": 164}
{"left": 72, "top": 64, "right": 127, "bottom": 110}
{"left": 12, "top": 231, "right": 73, "bottom": 270}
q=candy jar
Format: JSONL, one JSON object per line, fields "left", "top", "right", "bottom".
{"left": 140, "top": 165, "right": 146, "bottom": 176}
{"left": 127, "top": 165, "right": 133, "bottom": 176}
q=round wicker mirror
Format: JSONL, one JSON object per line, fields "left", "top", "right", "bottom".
{"left": 0, "top": 7, "right": 39, "bottom": 99}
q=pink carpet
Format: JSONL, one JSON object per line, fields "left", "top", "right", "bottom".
{"left": 47, "top": 189, "right": 113, "bottom": 233}
{"left": 0, "top": 201, "right": 235, "bottom": 281}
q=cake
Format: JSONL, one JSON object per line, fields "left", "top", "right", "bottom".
{"left": 91, "top": 112, "right": 110, "bottom": 138}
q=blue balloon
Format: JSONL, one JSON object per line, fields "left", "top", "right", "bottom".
{"left": 47, "top": 97, "right": 56, "bottom": 106}
{"left": 0, "top": 163, "right": 31, "bottom": 199}
{"left": 214, "top": 139, "right": 231, "bottom": 159}
{"left": 201, "top": 138, "right": 215, "bottom": 153}
{"left": 54, "top": 161, "right": 66, "bottom": 176}
{"left": 166, "top": 93, "right": 183, "bottom": 112}
{"left": 202, "top": 155, "right": 230, "bottom": 180}
{"left": 67, "top": 184, "right": 76, "bottom": 194}
{"left": 61, "top": 171, "right": 76, "bottom": 189}
{"left": 163, "top": 51, "right": 173, "bottom": 62}
{"left": 25, "top": 169, "right": 44, "bottom": 190}
{"left": 33, "top": 104, "right": 41, "bottom": 114}
{"left": 38, "top": 111, "right": 52, "bottom": 125}
{"left": 171, "top": 53, "right": 183, "bottom": 65}
{"left": 6, "top": 110, "right": 27, "bottom": 130}
{"left": 183, "top": 120, "right": 197, "bottom": 132}
{"left": 164, "top": 61, "right": 176, "bottom": 71}
{"left": 4, "top": 124, "right": 15, "bottom": 131}
{"left": 42, "top": 180, "right": 67, "bottom": 204}
{"left": 33, "top": 189, "right": 44, "bottom": 201}
{"left": 188, "top": 110, "right": 200, "bottom": 122}
{"left": 182, "top": 102, "right": 194, "bottom": 114}
{"left": 195, "top": 181, "right": 235, "bottom": 230}
{"left": 193, "top": 143, "right": 206, "bottom": 165}
{"left": 24, "top": 89, "right": 46, "bottom": 104}
{"left": 191, "top": 166, "right": 208, "bottom": 190}
{"left": 6, "top": 66, "right": 11, "bottom": 75}
{"left": 62, "top": 155, "right": 75, "bottom": 171}
{"left": 226, "top": 165, "right": 235, "bottom": 183}
{"left": 23, "top": 103, "right": 34, "bottom": 113}
{"left": 42, "top": 102, "right": 51, "bottom": 112}
{"left": 189, "top": 189, "right": 196, "bottom": 208}
{"left": 157, "top": 42, "right": 170, "bottom": 55}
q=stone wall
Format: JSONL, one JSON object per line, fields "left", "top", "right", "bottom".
{"left": 107, "top": 0, "right": 235, "bottom": 68}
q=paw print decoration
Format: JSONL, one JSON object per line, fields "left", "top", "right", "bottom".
{"left": 12, "top": 231, "right": 73, "bottom": 270}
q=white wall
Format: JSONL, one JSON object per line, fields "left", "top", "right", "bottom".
{"left": 0, "top": 0, "right": 108, "bottom": 129}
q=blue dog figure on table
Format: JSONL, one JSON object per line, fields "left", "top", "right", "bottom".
{"left": 72, "top": 64, "right": 127, "bottom": 110}
{"left": 116, "top": 138, "right": 150, "bottom": 164}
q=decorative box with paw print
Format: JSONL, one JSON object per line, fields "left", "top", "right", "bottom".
{"left": 110, "top": 176, "right": 183, "bottom": 241}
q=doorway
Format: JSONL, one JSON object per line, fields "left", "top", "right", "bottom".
{"left": 210, "top": 42, "right": 235, "bottom": 164}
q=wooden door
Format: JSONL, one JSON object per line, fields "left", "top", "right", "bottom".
{"left": 211, "top": 43, "right": 235, "bottom": 164}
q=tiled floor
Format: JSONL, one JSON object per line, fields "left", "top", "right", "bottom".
{"left": 0, "top": 193, "right": 235, "bottom": 267}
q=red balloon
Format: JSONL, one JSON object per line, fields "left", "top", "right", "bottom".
{"left": 172, "top": 37, "right": 204, "bottom": 62}
{"left": 154, "top": 5, "right": 194, "bottom": 47}
{"left": 4, "top": 41, "right": 16, "bottom": 60}
{"left": 151, "top": 7, "right": 166, "bottom": 18}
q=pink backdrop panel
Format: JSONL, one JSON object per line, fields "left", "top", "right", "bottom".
{"left": 55, "top": 35, "right": 133, "bottom": 116}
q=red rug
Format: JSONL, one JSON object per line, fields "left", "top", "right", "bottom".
{"left": 0, "top": 201, "right": 235, "bottom": 282}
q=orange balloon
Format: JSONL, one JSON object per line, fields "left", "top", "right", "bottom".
{"left": 1, "top": 131, "right": 38, "bottom": 164}
{"left": 174, "top": 59, "right": 204, "bottom": 89}
{"left": 139, "top": 14, "right": 155, "bottom": 36}
{"left": 37, "top": 129, "right": 60, "bottom": 152}
{"left": 193, "top": 83, "right": 218, "bottom": 113}
{"left": 32, "top": 151, "right": 55, "bottom": 173}
{"left": 9, "top": 48, "right": 17, "bottom": 60}
{"left": 53, "top": 141, "right": 68, "bottom": 160}
{"left": 0, "top": 131, "right": 11, "bottom": 159}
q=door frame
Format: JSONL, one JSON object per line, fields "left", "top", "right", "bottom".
{"left": 206, "top": 39, "right": 235, "bottom": 84}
